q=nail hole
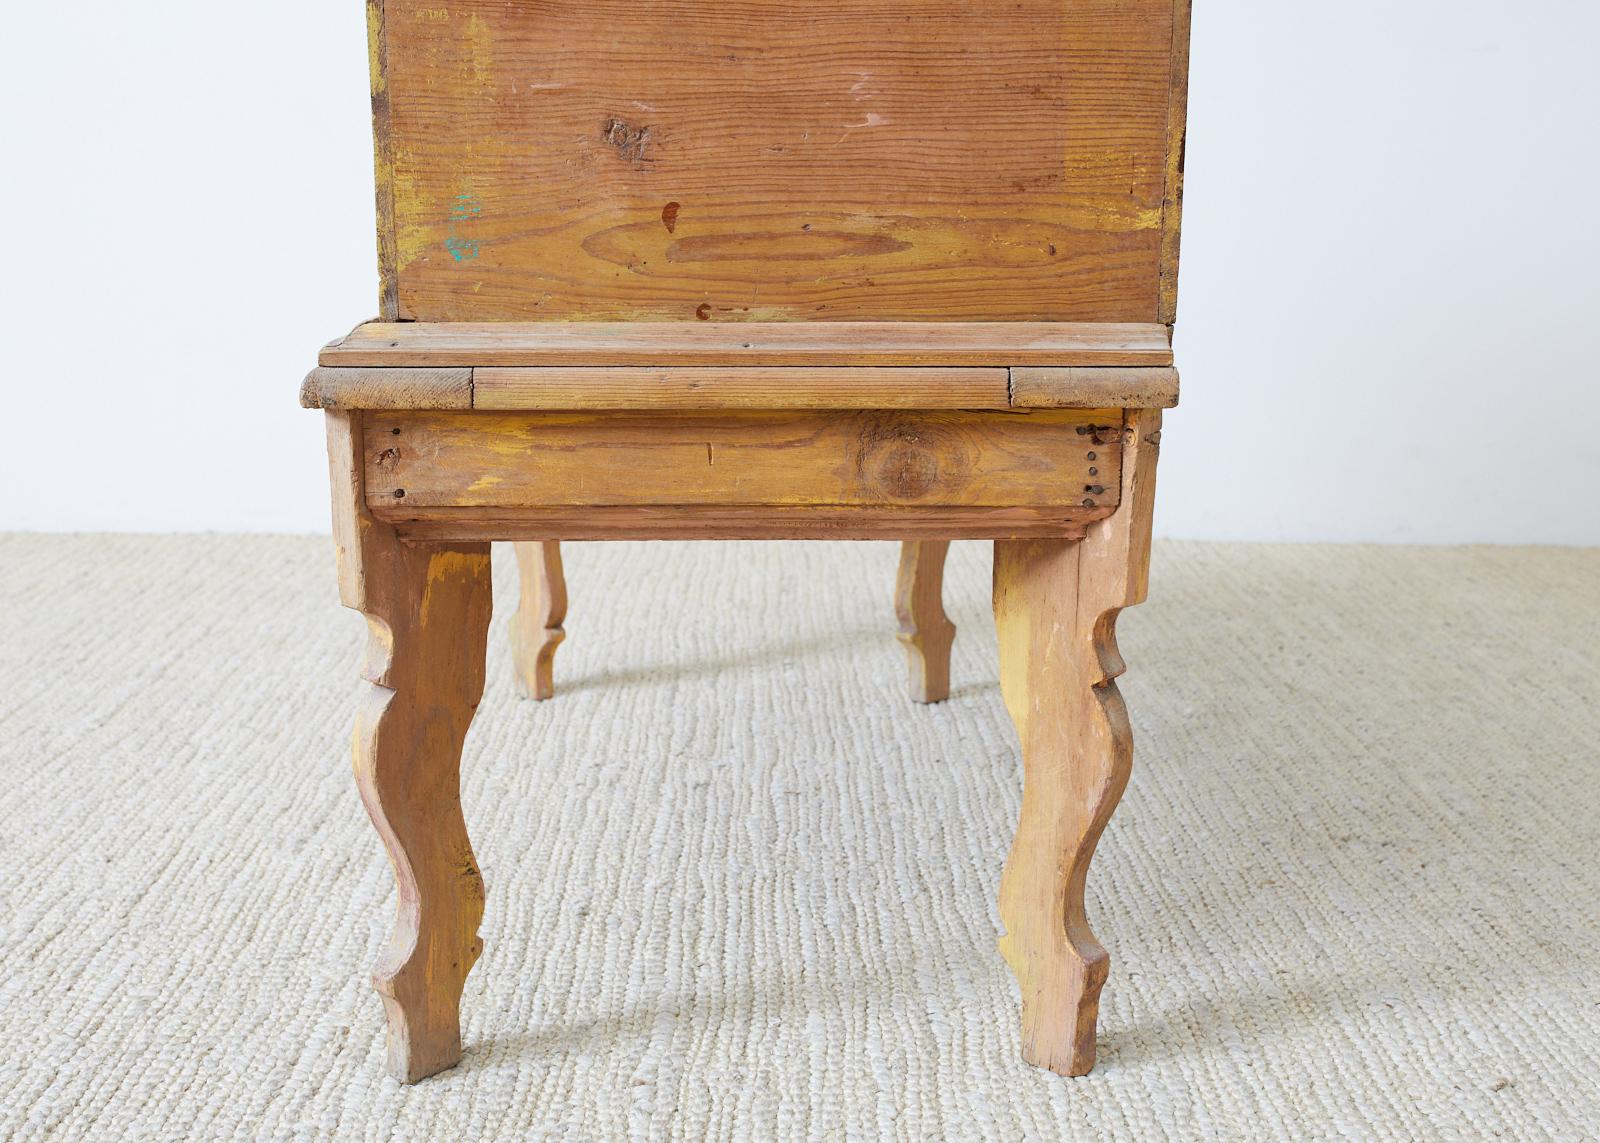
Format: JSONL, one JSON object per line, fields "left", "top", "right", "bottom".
{"left": 1082, "top": 498, "right": 1096, "bottom": 507}
{"left": 391, "top": 427, "right": 401, "bottom": 435}
{"left": 393, "top": 488, "right": 406, "bottom": 499}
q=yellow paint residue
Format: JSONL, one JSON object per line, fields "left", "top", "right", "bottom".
{"left": 465, "top": 13, "right": 493, "bottom": 86}
{"left": 1054, "top": 203, "right": 1165, "bottom": 232}
{"left": 365, "top": 2, "right": 386, "bottom": 96}
{"left": 419, "top": 551, "right": 484, "bottom": 623}
{"left": 389, "top": 152, "right": 433, "bottom": 269}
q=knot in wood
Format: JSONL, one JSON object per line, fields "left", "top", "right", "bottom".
{"left": 601, "top": 117, "right": 652, "bottom": 163}
{"left": 852, "top": 417, "right": 970, "bottom": 503}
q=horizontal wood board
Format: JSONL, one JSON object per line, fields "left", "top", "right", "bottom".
{"left": 1010, "top": 367, "right": 1178, "bottom": 409}
{"left": 301, "top": 367, "right": 473, "bottom": 410}
{"left": 363, "top": 409, "right": 1124, "bottom": 510}
{"left": 373, "top": 0, "right": 1183, "bottom": 322}
{"left": 378, "top": 504, "right": 1108, "bottom": 541}
{"left": 302, "top": 363, "right": 1178, "bottom": 410}
{"left": 321, "top": 322, "right": 1173, "bottom": 367}
{"left": 473, "top": 367, "right": 1007, "bottom": 410}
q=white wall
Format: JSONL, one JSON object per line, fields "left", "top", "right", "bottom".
{"left": 1168, "top": 0, "right": 1600, "bottom": 543}
{"left": 3, "top": 1, "right": 1596, "bottom": 543}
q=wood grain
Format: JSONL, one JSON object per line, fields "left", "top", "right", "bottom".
{"left": 301, "top": 367, "right": 472, "bottom": 410}
{"left": 1009, "top": 367, "right": 1178, "bottom": 409}
{"left": 325, "top": 409, "right": 494, "bottom": 1083}
{"left": 369, "top": 0, "right": 1181, "bottom": 322}
{"left": 322, "top": 321, "right": 1174, "bottom": 368}
{"left": 895, "top": 541, "right": 955, "bottom": 704}
{"left": 302, "top": 359, "right": 1180, "bottom": 411}
{"left": 510, "top": 541, "right": 566, "bottom": 701}
{"left": 379, "top": 504, "right": 1107, "bottom": 542}
{"left": 993, "top": 408, "right": 1161, "bottom": 1077}
{"left": 367, "top": 0, "right": 399, "bottom": 318}
{"left": 1159, "top": 0, "right": 1194, "bottom": 324}
{"left": 475, "top": 367, "right": 1008, "bottom": 410}
{"left": 361, "top": 410, "right": 1124, "bottom": 511}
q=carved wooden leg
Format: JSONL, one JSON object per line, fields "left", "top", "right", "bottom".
{"left": 511, "top": 541, "right": 567, "bottom": 701}
{"left": 992, "top": 410, "right": 1161, "bottom": 1076}
{"left": 325, "top": 411, "right": 493, "bottom": 1083}
{"left": 894, "top": 540, "right": 956, "bottom": 703}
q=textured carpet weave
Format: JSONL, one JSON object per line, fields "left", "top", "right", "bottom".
{"left": 1, "top": 534, "right": 1596, "bottom": 1141}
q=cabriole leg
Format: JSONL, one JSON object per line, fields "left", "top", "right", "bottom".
{"left": 326, "top": 411, "right": 494, "bottom": 1083}
{"left": 992, "top": 410, "right": 1161, "bottom": 1076}
{"left": 511, "top": 541, "right": 567, "bottom": 701}
{"left": 895, "top": 540, "right": 955, "bottom": 703}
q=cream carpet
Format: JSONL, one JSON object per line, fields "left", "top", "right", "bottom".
{"left": 1, "top": 535, "right": 1596, "bottom": 1141}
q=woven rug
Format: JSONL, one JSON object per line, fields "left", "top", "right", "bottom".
{"left": 1, "top": 534, "right": 1596, "bottom": 1141}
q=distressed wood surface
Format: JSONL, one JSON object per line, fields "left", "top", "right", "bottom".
{"left": 361, "top": 410, "right": 1123, "bottom": 511}
{"left": 325, "top": 409, "right": 494, "bottom": 1083}
{"left": 992, "top": 408, "right": 1161, "bottom": 1076}
{"left": 894, "top": 540, "right": 955, "bottom": 704}
{"left": 475, "top": 367, "right": 1009, "bottom": 410}
{"left": 303, "top": 360, "right": 1180, "bottom": 412}
{"left": 370, "top": 0, "right": 1184, "bottom": 323}
{"left": 1158, "top": 0, "right": 1193, "bottom": 324}
{"left": 367, "top": 0, "right": 399, "bottom": 318}
{"left": 301, "top": 367, "right": 473, "bottom": 410}
{"left": 379, "top": 505, "right": 1105, "bottom": 542}
{"left": 322, "top": 321, "right": 1174, "bottom": 368}
{"left": 510, "top": 542, "right": 567, "bottom": 701}
{"left": 1009, "top": 367, "right": 1178, "bottom": 410}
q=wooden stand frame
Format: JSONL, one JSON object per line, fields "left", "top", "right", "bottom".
{"left": 316, "top": 383, "right": 1163, "bottom": 1082}
{"left": 308, "top": 0, "right": 1189, "bottom": 1084}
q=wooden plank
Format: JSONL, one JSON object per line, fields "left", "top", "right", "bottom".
{"left": 1009, "top": 367, "right": 1178, "bottom": 409}
{"left": 301, "top": 367, "right": 472, "bottom": 410}
{"left": 365, "top": 0, "right": 399, "bottom": 319}
{"left": 474, "top": 367, "right": 1008, "bottom": 410}
{"left": 1158, "top": 0, "right": 1194, "bottom": 324}
{"left": 322, "top": 322, "right": 1174, "bottom": 368}
{"left": 362, "top": 410, "right": 1124, "bottom": 510}
{"left": 302, "top": 362, "right": 1178, "bottom": 411}
{"left": 379, "top": 505, "right": 1108, "bottom": 542}
{"left": 375, "top": 0, "right": 1179, "bottom": 322}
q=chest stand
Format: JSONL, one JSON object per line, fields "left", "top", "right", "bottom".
{"left": 306, "top": 322, "right": 1170, "bottom": 1081}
